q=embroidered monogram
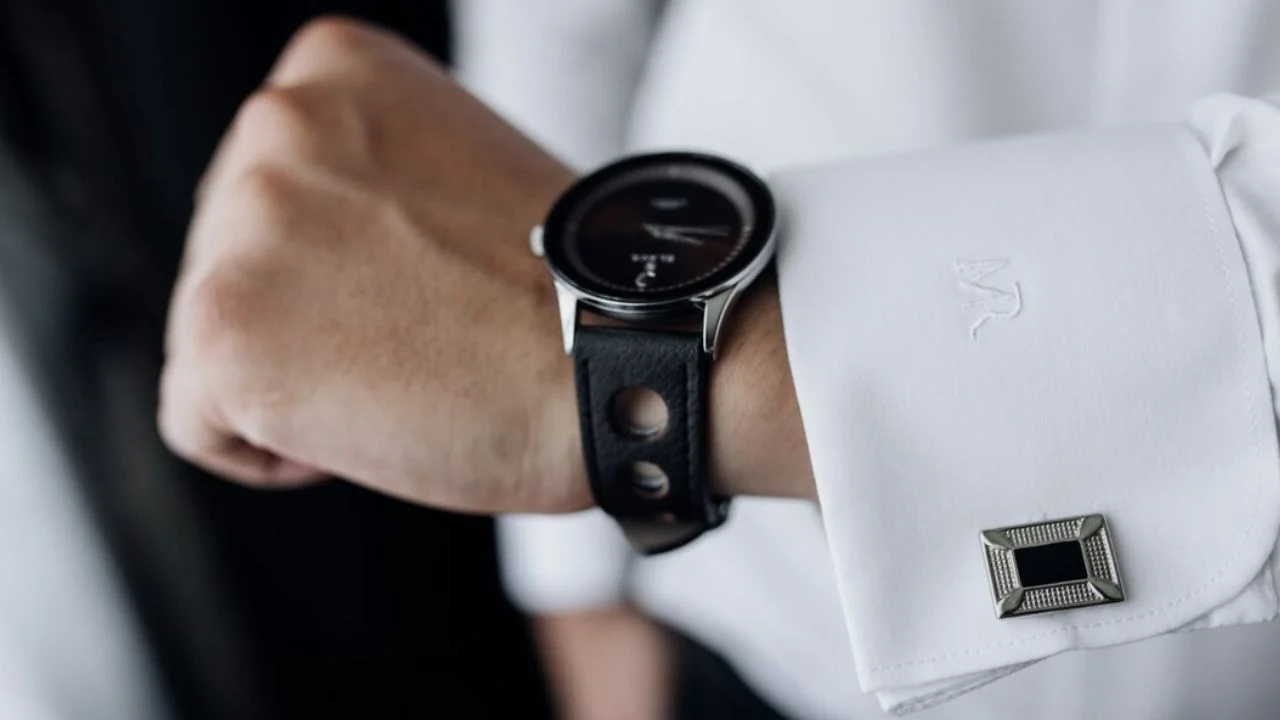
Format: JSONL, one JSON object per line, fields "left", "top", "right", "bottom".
{"left": 955, "top": 259, "right": 1023, "bottom": 340}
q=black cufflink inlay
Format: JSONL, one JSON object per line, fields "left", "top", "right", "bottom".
{"left": 1013, "top": 541, "right": 1088, "bottom": 587}
{"left": 982, "top": 514, "right": 1125, "bottom": 618}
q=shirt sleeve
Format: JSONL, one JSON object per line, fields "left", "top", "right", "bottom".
{"left": 495, "top": 510, "right": 635, "bottom": 614}
{"left": 771, "top": 92, "right": 1280, "bottom": 715}
{"left": 450, "top": 0, "right": 665, "bottom": 170}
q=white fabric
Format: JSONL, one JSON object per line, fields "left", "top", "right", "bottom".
{"left": 0, "top": 293, "right": 166, "bottom": 719}
{"left": 0, "top": 630, "right": 59, "bottom": 720}
{"left": 456, "top": 1, "right": 1280, "bottom": 717}
{"left": 496, "top": 509, "right": 634, "bottom": 611}
{"left": 775, "top": 120, "right": 1280, "bottom": 712}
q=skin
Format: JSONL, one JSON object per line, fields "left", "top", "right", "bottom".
{"left": 534, "top": 608, "right": 674, "bottom": 720}
{"left": 159, "top": 16, "right": 815, "bottom": 513}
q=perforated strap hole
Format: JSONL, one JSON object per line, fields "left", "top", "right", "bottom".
{"left": 610, "top": 386, "right": 669, "bottom": 440}
{"left": 625, "top": 461, "right": 670, "bottom": 500}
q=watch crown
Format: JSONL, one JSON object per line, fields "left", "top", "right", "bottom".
{"left": 529, "top": 225, "right": 545, "bottom": 258}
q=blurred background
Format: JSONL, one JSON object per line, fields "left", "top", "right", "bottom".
{"left": 0, "top": 1, "right": 551, "bottom": 718}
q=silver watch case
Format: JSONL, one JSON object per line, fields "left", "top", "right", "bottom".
{"left": 530, "top": 153, "right": 778, "bottom": 358}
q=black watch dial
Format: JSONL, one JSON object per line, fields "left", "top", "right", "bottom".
{"left": 543, "top": 153, "right": 775, "bottom": 305}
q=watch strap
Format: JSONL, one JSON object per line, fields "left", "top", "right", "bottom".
{"left": 572, "top": 326, "right": 727, "bottom": 554}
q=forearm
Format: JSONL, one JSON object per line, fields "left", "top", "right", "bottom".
{"left": 534, "top": 607, "right": 674, "bottom": 720}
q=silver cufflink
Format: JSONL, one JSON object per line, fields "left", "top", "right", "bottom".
{"left": 981, "top": 514, "right": 1125, "bottom": 618}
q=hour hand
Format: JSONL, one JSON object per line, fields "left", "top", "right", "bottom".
{"left": 642, "top": 223, "right": 731, "bottom": 245}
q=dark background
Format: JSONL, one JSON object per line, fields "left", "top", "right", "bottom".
{"left": 0, "top": 1, "right": 551, "bottom": 718}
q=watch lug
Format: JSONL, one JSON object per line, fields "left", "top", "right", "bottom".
{"left": 554, "top": 279, "right": 579, "bottom": 355}
{"left": 530, "top": 225, "right": 545, "bottom": 257}
{"left": 701, "top": 289, "right": 740, "bottom": 358}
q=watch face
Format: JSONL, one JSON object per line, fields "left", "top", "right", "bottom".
{"left": 543, "top": 153, "right": 775, "bottom": 307}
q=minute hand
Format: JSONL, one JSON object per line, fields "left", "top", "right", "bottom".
{"left": 642, "top": 223, "right": 732, "bottom": 245}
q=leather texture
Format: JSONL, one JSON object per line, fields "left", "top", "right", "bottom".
{"left": 572, "top": 326, "right": 726, "bottom": 554}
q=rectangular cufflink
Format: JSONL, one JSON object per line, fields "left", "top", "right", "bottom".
{"left": 982, "top": 514, "right": 1125, "bottom": 618}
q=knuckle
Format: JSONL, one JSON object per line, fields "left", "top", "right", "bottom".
{"left": 235, "top": 87, "right": 319, "bottom": 147}
{"left": 181, "top": 268, "right": 269, "bottom": 358}
{"left": 291, "top": 15, "right": 376, "bottom": 57}
{"left": 173, "top": 275, "right": 291, "bottom": 449}
{"left": 230, "top": 391, "right": 291, "bottom": 451}
{"left": 226, "top": 164, "right": 297, "bottom": 229}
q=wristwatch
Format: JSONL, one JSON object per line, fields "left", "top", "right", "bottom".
{"left": 531, "top": 152, "right": 778, "bottom": 554}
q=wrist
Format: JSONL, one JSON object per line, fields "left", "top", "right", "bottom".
{"left": 520, "top": 193, "right": 600, "bottom": 514}
{"left": 539, "top": 262, "right": 815, "bottom": 510}
{"left": 535, "top": 338, "right": 594, "bottom": 512}
{"left": 709, "top": 273, "right": 816, "bottom": 500}
{"left": 529, "top": 153, "right": 812, "bottom": 526}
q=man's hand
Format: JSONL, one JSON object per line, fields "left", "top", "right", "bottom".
{"left": 160, "top": 17, "right": 813, "bottom": 514}
{"left": 160, "top": 18, "right": 585, "bottom": 513}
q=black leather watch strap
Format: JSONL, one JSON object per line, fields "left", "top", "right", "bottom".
{"left": 572, "top": 326, "right": 728, "bottom": 554}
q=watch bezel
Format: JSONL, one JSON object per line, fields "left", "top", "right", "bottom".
{"left": 541, "top": 152, "right": 777, "bottom": 320}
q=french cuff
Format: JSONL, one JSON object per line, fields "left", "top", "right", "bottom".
{"left": 496, "top": 510, "right": 634, "bottom": 614}
{"left": 772, "top": 125, "right": 1280, "bottom": 715}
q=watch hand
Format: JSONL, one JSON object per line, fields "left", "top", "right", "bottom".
{"left": 642, "top": 223, "right": 732, "bottom": 245}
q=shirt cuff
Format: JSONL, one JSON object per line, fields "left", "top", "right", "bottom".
{"left": 772, "top": 123, "right": 1280, "bottom": 714}
{"left": 496, "top": 510, "right": 634, "bottom": 614}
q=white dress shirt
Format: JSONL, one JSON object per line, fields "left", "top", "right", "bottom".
{"left": 455, "top": 1, "right": 1280, "bottom": 716}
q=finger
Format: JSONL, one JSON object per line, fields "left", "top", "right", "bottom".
{"left": 196, "top": 440, "right": 328, "bottom": 488}
{"left": 158, "top": 360, "right": 325, "bottom": 488}
{"left": 195, "top": 17, "right": 444, "bottom": 209}
{"left": 194, "top": 118, "right": 238, "bottom": 207}
{"left": 194, "top": 85, "right": 327, "bottom": 213}
{"left": 199, "top": 17, "right": 384, "bottom": 207}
